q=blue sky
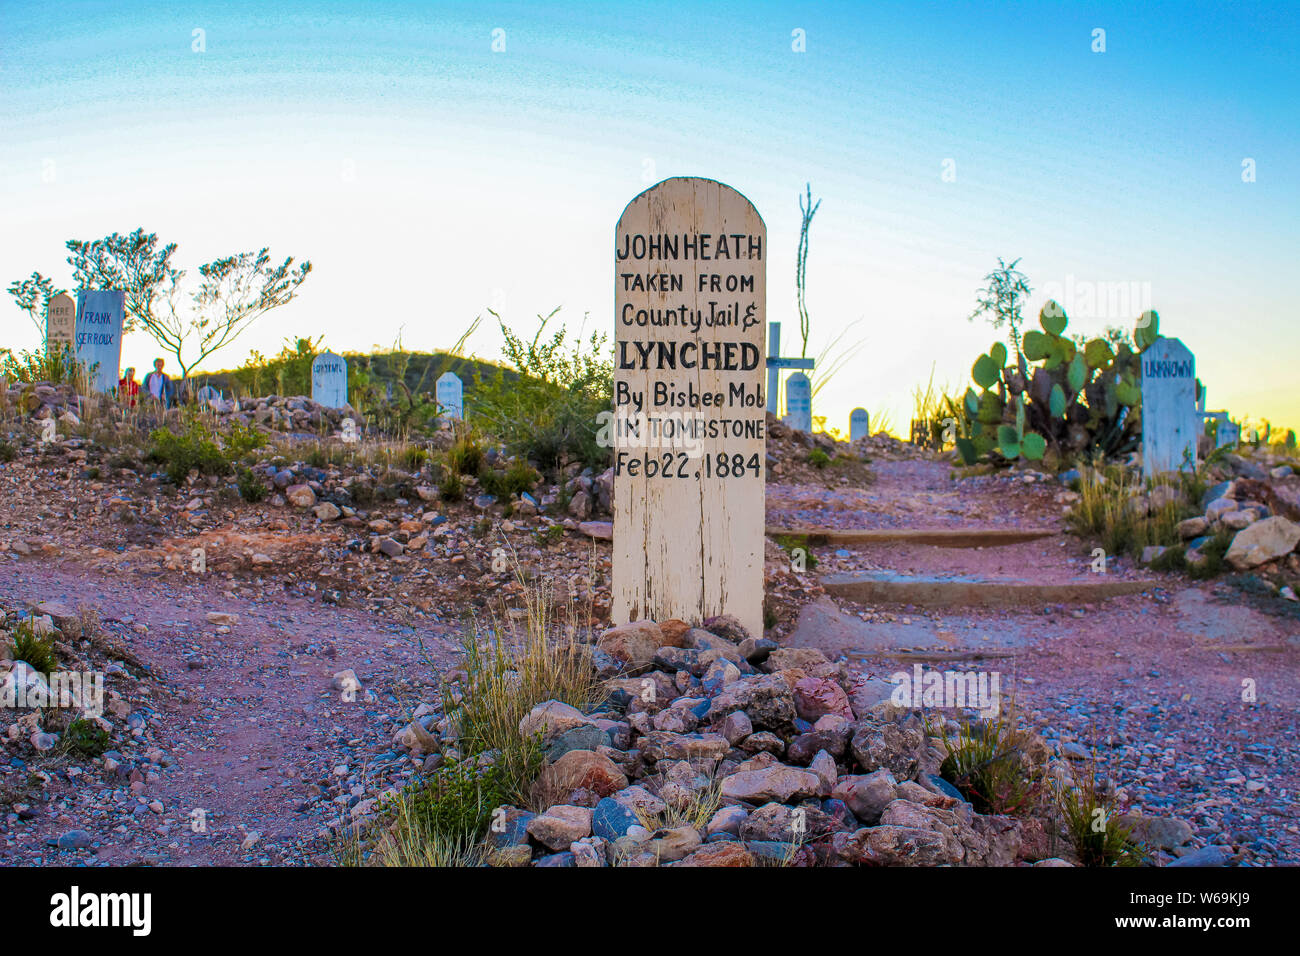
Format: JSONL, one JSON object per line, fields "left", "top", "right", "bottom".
{"left": 2, "top": 0, "right": 1296, "bottom": 431}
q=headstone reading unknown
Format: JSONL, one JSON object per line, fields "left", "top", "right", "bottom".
{"left": 46, "top": 292, "right": 75, "bottom": 349}
{"left": 784, "top": 372, "right": 812, "bottom": 433}
{"left": 311, "top": 351, "right": 348, "bottom": 408}
{"left": 74, "top": 290, "right": 124, "bottom": 393}
{"left": 850, "top": 407, "right": 870, "bottom": 442}
{"left": 612, "top": 177, "right": 767, "bottom": 638}
{"left": 1141, "top": 337, "right": 1198, "bottom": 479}
{"left": 436, "top": 371, "right": 464, "bottom": 420}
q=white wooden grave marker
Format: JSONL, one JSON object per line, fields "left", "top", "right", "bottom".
{"left": 764, "top": 320, "right": 815, "bottom": 414}
{"left": 784, "top": 372, "right": 812, "bottom": 433}
{"left": 74, "top": 290, "right": 124, "bottom": 393}
{"left": 436, "top": 371, "right": 464, "bottom": 420}
{"left": 311, "top": 351, "right": 348, "bottom": 408}
{"left": 46, "top": 292, "right": 75, "bottom": 349}
{"left": 1140, "top": 337, "right": 1198, "bottom": 479}
{"left": 850, "top": 407, "right": 870, "bottom": 442}
{"left": 612, "top": 176, "right": 767, "bottom": 638}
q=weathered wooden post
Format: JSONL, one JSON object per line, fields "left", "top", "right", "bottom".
{"left": 612, "top": 177, "right": 767, "bottom": 638}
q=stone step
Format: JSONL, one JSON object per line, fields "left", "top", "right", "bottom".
{"left": 821, "top": 570, "right": 1154, "bottom": 608}
{"left": 767, "top": 526, "right": 1057, "bottom": 548}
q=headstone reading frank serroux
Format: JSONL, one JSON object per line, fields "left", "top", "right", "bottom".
{"left": 612, "top": 176, "right": 767, "bottom": 639}
{"left": 436, "top": 371, "right": 464, "bottom": 420}
{"left": 1140, "top": 336, "right": 1198, "bottom": 479}
{"left": 311, "top": 351, "right": 348, "bottom": 408}
{"left": 849, "top": 407, "right": 870, "bottom": 442}
{"left": 784, "top": 372, "right": 812, "bottom": 433}
{"left": 46, "top": 292, "right": 76, "bottom": 349}
{"left": 74, "top": 290, "right": 124, "bottom": 393}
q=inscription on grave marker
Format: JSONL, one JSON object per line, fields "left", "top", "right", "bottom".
{"left": 311, "top": 351, "right": 348, "bottom": 408}
{"left": 1141, "top": 336, "right": 1198, "bottom": 478}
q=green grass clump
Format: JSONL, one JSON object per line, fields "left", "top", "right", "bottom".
{"left": 1065, "top": 465, "right": 1203, "bottom": 560}
{"left": 439, "top": 470, "right": 465, "bottom": 502}
{"left": 447, "top": 433, "right": 485, "bottom": 476}
{"left": 0, "top": 440, "right": 16, "bottom": 463}
{"left": 477, "top": 460, "right": 541, "bottom": 499}
{"left": 59, "top": 717, "right": 110, "bottom": 757}
{"left": 773, "top": 534, "right": 818, "bottom": 571}
{"left": 807, "top": 448, "right": 831, "bottom": 469}
{"left": 9, "top": 620, "right": 59, "bottom": 676}
{"left": 1058, "top": 761, "right": 1145, "bottom": 867}
{"left": 935, "top": 709, "right": 1041, "bottom": 816}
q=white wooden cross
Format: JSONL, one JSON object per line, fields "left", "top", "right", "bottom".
{"left": 764, "top": 321, "right": 815, "bottom": 415}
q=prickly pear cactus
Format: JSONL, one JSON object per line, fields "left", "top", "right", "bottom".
{"left": 954, "top": 304, "right": 1154, "bottom": 466}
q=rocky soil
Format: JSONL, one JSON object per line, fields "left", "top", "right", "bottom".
{"left": 0, "top": 390, "right": 1296, "bottom": 866}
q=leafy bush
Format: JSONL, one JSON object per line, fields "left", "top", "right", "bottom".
{"left": 60, "top": 717, "right": 110, "bottom": 757}
{"left": 471, "top": 308, "right": 613, "bottom": 475}
{"left": 1, "top": 343, "right": 89, "bottom": 389}
{"left": 9, "top": 619, "right": 58, "bottom": 675}
{"left": 478, "top": 460, "right": 540, "bottom": 499}
{"left": 148, "top": 415, "right": 265, "bottom": 483}
{"left": 954, "top": 301, "right": 1158, "bottom": 467}
{"left": 236, "top": 466, "right": 268, "bottom": 502}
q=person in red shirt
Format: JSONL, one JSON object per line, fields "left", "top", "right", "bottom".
{"left": 118, "top": 367, "right": 140, "bottom": 408}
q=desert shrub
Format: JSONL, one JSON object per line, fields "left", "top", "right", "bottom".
{"left": 446, "top": 581, "right": 605, "bottom": 806}
{"left": 447, "top": 432, "right": 485, "bottom": 476}
{"left": 1066, "top": 464, "right": 1203, "bottom": 560}
{"left": 400, "top": 444, "right": 430, "bottom": 471}
{"left": 224, "top": 422, "right": 267, "bottom": 461}
{"left": 936, "top": 709, "right": 1040, "bottom": 815}
{"left": 236, "top": 466, "right": 268, "bottom": 502}
{"left": 401, "top": 756, "right": 511, "bottom": 845}
{"left": 471, "top": 308, "right": 613, "bottom": 475}
{"left": 0, "top": 440, "right": 15, "bottom": 463}
{"left": 533, "top": 524, "right": 565, "bottom": 548}
{"left": 148, "top": 421, "right": 228, "bottom": 483}
{"left": 438, "top": 470, "right": 464, "bottom": 502}
{"left": 1, "top": 343, "right": 89, "bottom": 389}
{"left": 9, "top": 620, "right": 59, "bottom": 676}
{"left": 59, "top": 717, "right": 110, "bottom": 757}
{"left": 807, "top": 448, "right": 830, "bottom": 469}
{"left": 1059, "top": 761, "right": 1144, "bottom": 867}
{"left": 478, "top": 460, "right": 540, "bottom": 499}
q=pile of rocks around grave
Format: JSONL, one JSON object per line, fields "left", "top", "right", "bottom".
{"left": 389, "top": 616, "right": 1088, "bottom": 867}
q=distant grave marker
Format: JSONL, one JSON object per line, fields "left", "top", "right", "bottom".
{"left": 612, "top": 176, "right": 767, "bottom": 638}
{"left": 436, "top": 371, "right": 464, "bottom": 420}
{"left": 1140, "top": 337, "right": 1198, "bottom": 478}
{"left": 311, "top": 351, "right": 348, "bottom": 408}
{"left": 784, "top": 372, "right": 812, "bottom": 433}
{"left": 46, "top": 293, "right": 75, "bottom": 349}
{"left": 74, "top": 290, "right": 124, "bottom": 393}
{"left": 764, "top": 320, "right": 814, "bottom": 414}
{"left": 850, "top": 407, "right": 870, "bottom": 442}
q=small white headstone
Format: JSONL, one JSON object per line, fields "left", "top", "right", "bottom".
{"left": 1216, "top": 418, "right": 1240, "bottom": 450}
{"left": 849, "top": 407, "right": 870, "bottom": 442}
{"left": 46, "top": 292, "right": 76, "bottom": 349}
{"left": 74, "top": 290, "right": 124, "bottom": 393}
{"left": 1141, "top": 337, "right": 1198, "bottom": 478}
{"left": 436, "top": 371, "right": 464, "bottom": 420}
{"left": 311, "top": 351, "right": 348, "bottom": 408}
{"left": 784, "top": 372, "right": 812, "bottom": 433}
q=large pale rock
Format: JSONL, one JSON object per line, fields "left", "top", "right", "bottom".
{"left": 285, "top": 483, "right": 316, "bottom": 508}
{"left": 720, "top": 765, "right": 821, "bottom": 804}
{"left": 526, "top": 805, "right": 593, "bottom": 850}
{"left": 1225, "top": 516, "right": 1300, "bottom": 569}
{"left": 537, "top": 750, "right": 628, "bottom": 798}
{"left": 792, "top": 675, "right": 853, "bottom": 722}
{"left": 597, "top": 621, "right": 664, "bottom": 670}
{"left": 676, "top": 841, "right": 755, "bottom": 867}
{"left": 850, "top": 708, "right": 927, "bottom": 779}
{"left": 519, "top": 700, "right": 593, "bottom": 740}
{"left": 832, "top": 769, "right": 898, "bottom": 824}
